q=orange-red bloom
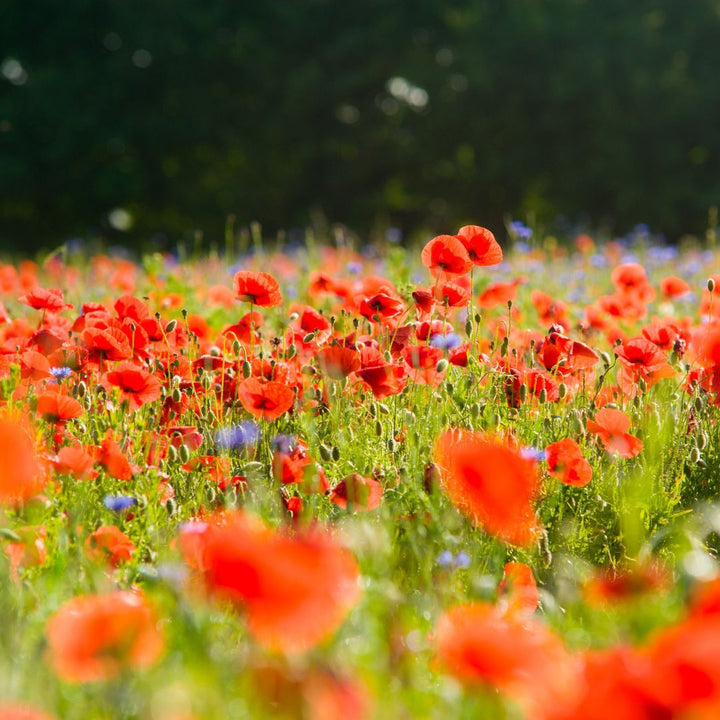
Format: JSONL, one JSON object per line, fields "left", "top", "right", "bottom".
{"left": 421, "top": 235, "right": 473, "bottom": 278}
{"left": 0, "top": 704, "right": 58, "bottom": 720}
{"left": 85, "top": 525, "right": 136, "bottom": 567}
{"left": 45, "top": 591, "right": 164, "bottom": 682}
{"left": 498, "top": 561, "right": 540, "bottom": 616}
{"left": 317, "top": 345, "right": 361, "bottom": 380}
{"left": 36, "top": 391, "right": 84, "bottom": 423}
{"left": 180, "top": 511, "right": 360, "bottom": 652}
{"left": 329, "top": 473, "right": 383, "bottom": 511}
{"left": 237, "top": 378, "right": 295, "bottom": 421}
{"left": 545, "top": 438, "right": 592, "bottom": 487}
{"left": 18, "top": 287, "right": 72, "bottom": 313}
{"left": 233, "top": 271, "right": 283, "bottom": 307}
{"left": 434, "top": 430, "right": 541, "bottom": 546}
{"left": 455, "top": 225, "right": 503, "bottom": 266}
{"left": 0, "top": 417, "right": 44, "bottom": 504}
{"left": 586, "top": 408, "right": 643, "bottom": 458}
{"left": 103, "top": 361, "right": 162, "bottom": 410}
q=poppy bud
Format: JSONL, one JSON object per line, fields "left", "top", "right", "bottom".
{"left": 474, "top": 312, "right": 482, "bottom": 324}
{"left": 709, "top": 278, "right": 716, "bottom": 292}
{"left": 470, "top": 402, "right": 480, "bottom": 418}
{"left": 166, "top": 498, "right": 176, "bottom": 516}
{"left": 518, "top": 384, "right": 527, "bottom": 402}
{"left": 200, "top": 374, "right": 212, "bottom": 390}
{"left": 377, "top": 402, "right": 390, "bottom": 415}
{"left": 600, "top": 351, "right": 612, "bottom": 367}
{"left": 690, "top": 446, "right": 702, "bottom": 463}
{"left": 487, "top": 412, "right": 500, "bottom": 427}
{"left": 332, "top": 446, "right": 340, "bottom": 461}
{"left": 465, "top": 319, "right": 473, "bottom": 337}
{"left": 405, "top": 410, "right": 416, "bottom": 425}
{"left": 375, "top": 420, "right": 383, "bottom": 437}
{"left": 638, "top": 377, "right": 647, "bottom": 393}
{"left": 369, "top": 403, "right": 377, "bottom": 417}
{"left": 242, "top": 361, "right": 252, "bottom": 378}
{"left": 384, "top": 350, "right": 392, "bottom": 363}
{"left": 232, "top": 339, "right": 242, "bottom": 355}
{"left": 302, "top": 332, "right": 316, "bottom": 344}
{"left": 181, "top": 308, "right": 188, "bottom": 319}
{"left": 172, "top": 387, "right": 182, "bottom": 403}
{"left": 538, "top": 388, "right": 547, "bottom": 404}
{"left": 165, "top": 319, "right": 177, "bottom": 334}
{"left": 500, "top": 337, "right": 509, "bottom": 357}
{"left": 436, "top": 359, "right": 449, "bottom": 373}
{"left": 286, "top": 344, "right": 297, "bottom": 359}
{"left": 558, "top": 382, "right": 567, "bottom": 400}
{"left": 76, "top": 381, "right": 87, "bottom": 398}
{"left": 571, "top": 410, "right": 585, "bottom": 435}
{"left": 446, "top": 381, "right": 454, "bottom": 394}
{"left": 288, "top": 312, "right": 299, "bottom": 322}
{"left": 695, "top": 395, "right": 705, "bottom": 412}
{"left": 177, "top": 444, "right": 191, "bottom": 464}
{"left": 699, "top": 431, "right": 708, "bottom": 450}
{"left": 167, "top": 445, "right": 178, "bottom": 462}
{"left": 424, "top": 462, "right": 441, "bottom": 493}
{"left": 319, "top": 444, "right": 332, "bottom": 462}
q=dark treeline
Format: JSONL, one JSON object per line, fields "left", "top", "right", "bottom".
{"left": 2, "top": 0, "right": 720, "bottom": 252}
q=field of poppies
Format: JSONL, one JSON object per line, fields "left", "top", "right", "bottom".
{"left": 1, "top": 225, "right": 720, "bottom": 719}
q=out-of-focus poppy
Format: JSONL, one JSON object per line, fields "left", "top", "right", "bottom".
{"left": 18, "top": 287, "right": 72, "bottom": 313}
{"left": 358, "top": 292, "right": 406, "bottom": 322}
{"left": 434, "top": 430, "right": 541, "bottom": 546}
{"left": 0, "top": 416, "right": 44, "bottom": 504}
{"left": 3, "top": 525, "right": 47, "bottom": 577}
{"left": 0, "top": 703, "right": 58, "bottom": 720}
{"left": 402, "top": 345, "right": 446, "bottom": 388}
{"left": 53, "top": 444, "right": 98, "bottom": 481}
{"left": 45, "top": 590, "right": 164, "bottom": 682}
{"left": 611, "top": 263, "right": 655, "bottom": 303}
{"left": 583, "top": 561, "right": 671, "bottom": 606}
{"left": 614, "top": 338, "right": 674, "bottom": 389}
{"left": 317, "top": 345, "right": 361, "bottom": 380}
{"left": 659, "top": 275, "right": 691, "bottom": 300}
{"left": 237, "top": 378, "right": 295, "bottom": 421}
{"left": 95, "top": 435, "right": 135, "bottom": 481}
{"left": 421, "top": 235, "right": 473, "bottom": 278}
{"left": 478, "top": 280, "right": 521, "bottom": 309}
{"left": 455, "top": 225, "right": 503, "bottom": 266}
{"left": 586, "top": 408, "right": 643, "bottom": 458}
{"left": 36, "top": 391, "right": 84, "bottom": 423}
{"left": 498, "top": 562, "right": 540, "bottom": 616}
{"left": 233, "top": 271, "right": 283, "bottom": 307}
{"left": 545, "top": 438, "right": 592, "bottom": 487}
{"left": 85, "top": 525, "right": 136, "bottom": 567}
{"left": 329, "top": 473, "right": 383, "bottom": 511}
{"left": 179, "top": 511, "right": 360, "bottom": 652}
{"left": 435, "top": 602, "right": 571, "bottom": 714}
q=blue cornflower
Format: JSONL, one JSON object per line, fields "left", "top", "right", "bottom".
{"left": 520, "top": 446, "right": 546, "bottom": 462}
{"left": 49, "top": 366, "right": 72, "bottom": 380}
{"left": 437, "top": 550, "right": 454, "bottom": 568}
{"left": 271, "top": 433, "right": 295, "bottom": 454}
{"left": 215, "top": 421, "right": 261, "bottom": 451}
{"left": 103, "top": 495, "right": 137, "bottom": 513}
{"left": 430, "top": 332, "right": 462, "bottom": 350}
{"left": 509, "top": 221, "right": 533, "bottom": 241}
{"left": 454, "top": 552, "right": 471, "bottom": 569}
{"left": 346, "top": 261, "right": 363, "bottom": 275}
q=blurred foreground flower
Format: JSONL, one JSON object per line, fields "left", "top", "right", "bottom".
{"left": 179, "top": 511, "right": 360, "bottom": 652}
{"left": 434, "top": 430, "right": 541, "bottom": 546}
{"left": 46, "top": 590, "right": 164, "bottom": 682}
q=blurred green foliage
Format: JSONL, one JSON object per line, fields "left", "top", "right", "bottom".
{"left": 2, "top": 0, "right": 720, "bottom": 251}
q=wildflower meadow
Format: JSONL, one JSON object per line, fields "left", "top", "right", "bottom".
{"left": 2, "top": 225, "right": 720, "bottom": 719}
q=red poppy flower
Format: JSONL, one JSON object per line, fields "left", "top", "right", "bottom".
{"left": 45, "top": 591, "right": 164, "bottom": 682}
{"left": 402, "top": 345, "right": 446, "bottom": 388}
{"left": 358, "top": 292, "right": 406, "bottom": 322}
{"left": 36, "top": 391, "right": 84, "bottom": 423}
{"left": 85, "top": 525, "right": 136, "bottom": 567}
{"left": 103, "top": 362, "right": 162, "bottom": 410}
{"left": 82, "top": 326, "right": 133, "bottom": 362}
{"left": 224, "top": 311, "right": 263, "bottom": 345}
{"left": 498, "top": 562, "right": 540, "bottom": 616}
{"left": 434, "top": 430, "right": 541, "bottom": 546}
{"left": 615, "top": 338, "right": 674, "bottom": 389}
{"left": 659, "top": 275, "right": 691, "bottom": 299}
{"left": 53, "top": 444, "right": 98, "bottom": 481}
{"left": 611, "top": 262, "right": 655, "bottom": 302}
{"left": 433, "top": 280, "right": 470, "bottom": 307}
{"left": 95, "top": 435, "right": 135, "bottom": 481}
{"left": 478, "top": 280, "right": 521, "bottom": 309}
{"left": 18, "top": 287, "right": 72, "bottom": 313}
{"left": 180, "top": 511, "right": 360, "bottom": 652}
{"left": 19, "top": 350, "right": 53, "bottom": 381}
{"left": 586, "top": 408, "right": 643, "bottom": 458}
{"left": 456, "top": 225, "right": 503, "bottom": 266}
{"left": 3, "top": 525, "right": 47, "bottom": 577}
{"left": 583, "top": 561, "right": 671, "bottom": 606}
{"left": 421, "top": 235, "right": 473, "bottom": 278}
{"left": 545, "top": 438, "right": 592, "bottom": 487}
{"left": 272, "top": 440, "right": 328, "bottom": 493}
{"left": 237, "top": 378, "right": 295, "bottom": 421}
{"left": 0, "top": 417, "right": 44, "bottom": 504}
{"left": 356, "top": 362, "right": 408, "bottom": 399}
{"left": 0, "top": 704, "right": 58, "bottom": 720}
{"left": 435, "top": 602, "right": 570, "bottom": 711}
{"left": 329, "top": 473, "right": 383, "bottom": 511}
{"left": 411, "top": 287, "right": 436, "bottom": 319}
{"left": 233, "top": 271, "right": 283, "bottom": 307}
{"left": 317, "top": 345, "right": 361, "bottom": 380}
